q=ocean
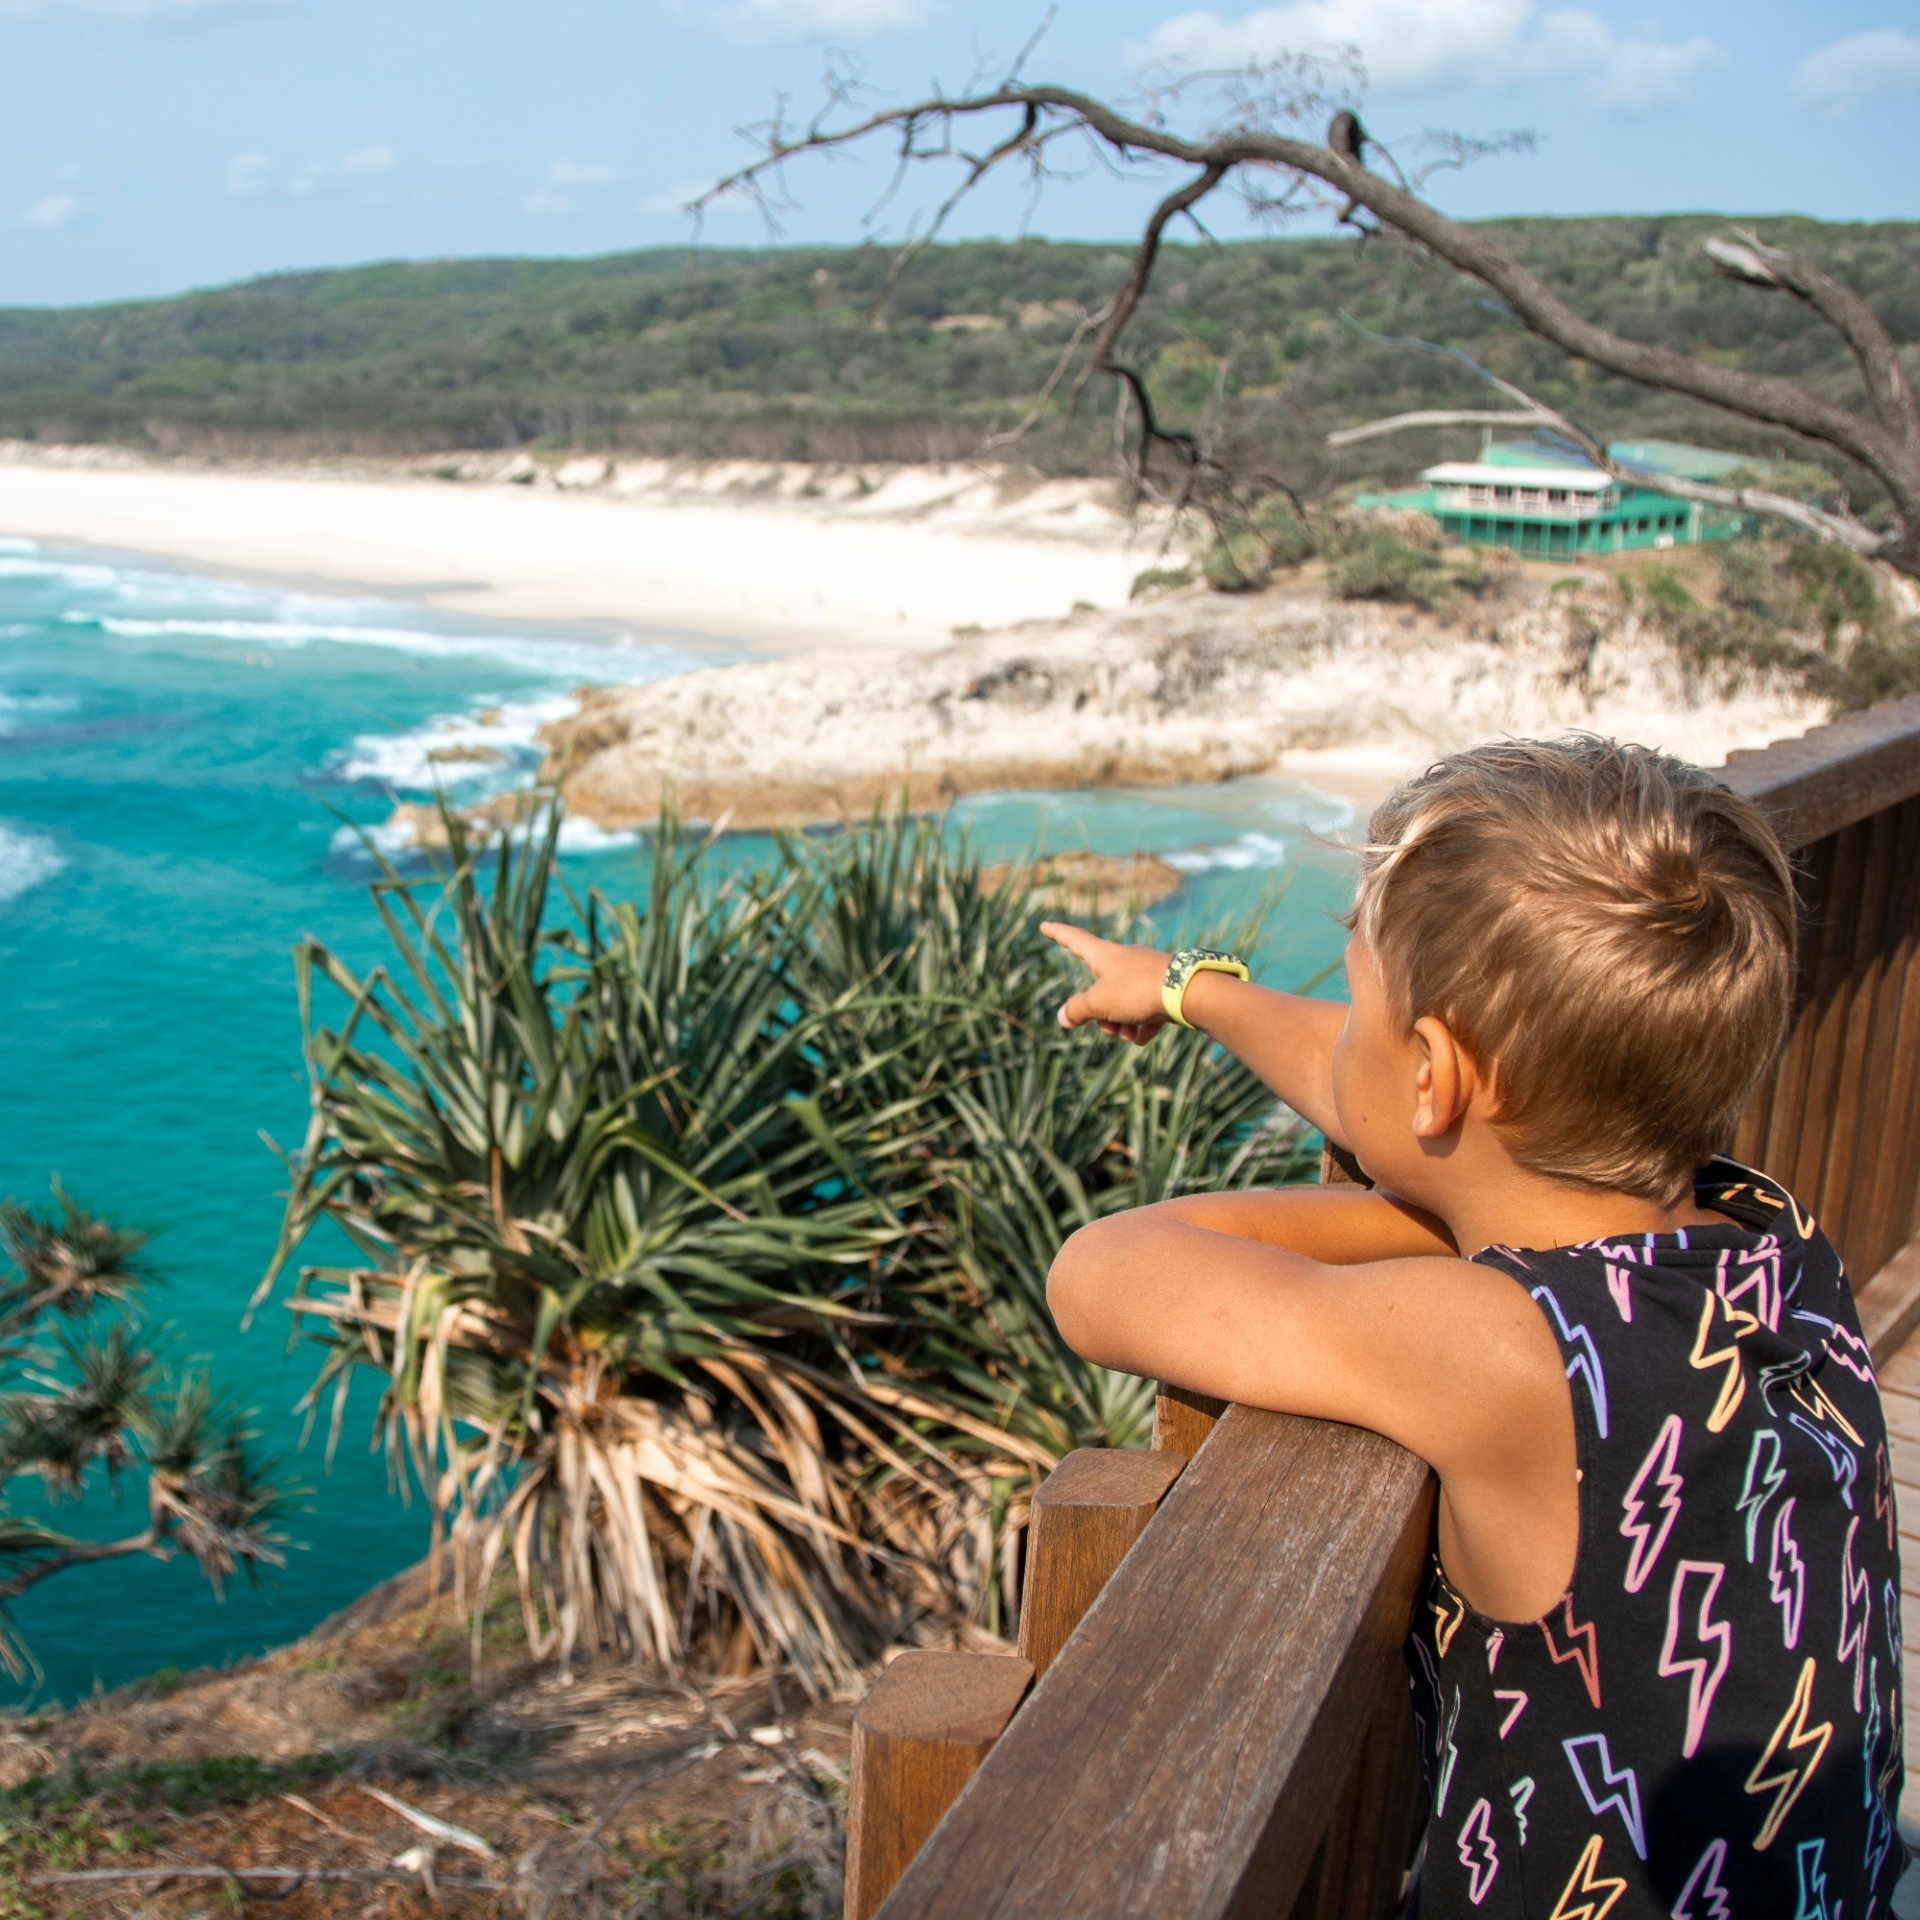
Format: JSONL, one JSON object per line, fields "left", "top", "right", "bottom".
{"left": 0, "top": 536, "right": 1354, "bottom": 1704}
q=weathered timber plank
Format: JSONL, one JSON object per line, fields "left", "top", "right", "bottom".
{"left": 845, "top": 1653, "right": 1033, "bottom": 1920}
{"left": 874, "top": 1406, "right": 1437, "bottom": 1920}
{"left": 1154, "top": 1383, "right": 1228, "bottom": 1457}
{"left": 1721, "top": 696, "right": 1920, "bottom": 849}
{"left": 1861, "top": 1234, "right": 1920, "bottom": 1371}
{"left": 1017, "top": 1449, "right": 1187, "bottom": 1679}
{"left": 1849, "top": 799, "right": 1920, "bottom": 1276}
{"left": 1816, "top": 805, "right": 1896, "bottom": 1248}
{"left": 1791, "top": 820, "right": 1871, "bottom": 1230}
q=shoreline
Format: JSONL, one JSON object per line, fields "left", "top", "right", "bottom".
{"left": 0, "top": 445, "right": 1158, "bottom": 654}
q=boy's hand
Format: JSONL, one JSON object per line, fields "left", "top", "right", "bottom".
{"left": 1041, "top": 921, "right": 1170, "bottom": 1045}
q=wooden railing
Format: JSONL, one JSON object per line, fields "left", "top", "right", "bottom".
{"left": 846, "top": 695, "right": 1920, "bottom": 1920}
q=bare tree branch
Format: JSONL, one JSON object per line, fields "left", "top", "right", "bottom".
{"left": 693, "top": 77, "right": 1920, "bottom": 575}
{"left": 1326, "top": 408, "right": 1553, "bottom": 447}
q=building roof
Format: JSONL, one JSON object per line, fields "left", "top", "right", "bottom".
{"left": 1607, "top": 439, "right": 1749, "bottom": 482}
{"left": 1420, "top": 460, "right": 1613, "bottom": 492}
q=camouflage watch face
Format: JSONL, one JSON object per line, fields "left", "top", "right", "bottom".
{"left": 1164, "top": 947, "right": 1239, "bottom": 992}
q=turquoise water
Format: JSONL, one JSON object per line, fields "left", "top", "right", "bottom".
{"left": 0, "top": 536, "right": 1355, "bottom": 1703}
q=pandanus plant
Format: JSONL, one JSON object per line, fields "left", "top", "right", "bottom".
{"left": 0, "top": 1187, "right": 287, "bottom": 1675}
{"left": 260, "top": 803, "right": 1311, "bottom": 1686}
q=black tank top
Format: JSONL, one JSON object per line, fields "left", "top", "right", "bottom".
{"left": 1406, "top": 1158, "right": 1905, "bottom": 1917}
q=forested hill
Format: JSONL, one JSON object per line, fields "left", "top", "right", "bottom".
{"left": 1, "top": 216, "right": 1915, "bottom": 490}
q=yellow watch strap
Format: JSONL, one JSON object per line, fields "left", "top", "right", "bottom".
{"left": 1161, "top": 954, "right": 1250, "bottom": 1029}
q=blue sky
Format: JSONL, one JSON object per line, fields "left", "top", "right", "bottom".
{"left": 1, "top": 0, "right": 1915, "bottom": 308}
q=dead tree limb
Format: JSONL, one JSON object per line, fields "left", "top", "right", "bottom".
{"left": 695, "top": 80, "right": 1920, "bottom": 577}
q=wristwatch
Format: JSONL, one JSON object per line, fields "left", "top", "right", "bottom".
{"left": 1161, "top": 947, "right": 1250, "bottom": 1029}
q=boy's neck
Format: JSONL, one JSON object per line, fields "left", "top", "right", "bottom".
{"left": 1432, "top": 1164, "right": 1727, "bottom": 1258}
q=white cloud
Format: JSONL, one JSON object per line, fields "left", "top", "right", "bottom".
{"left": 522, "top": 189, "right": 572, "bottom": 216}
{"left": 548, "top": 159, "right": 617, "bottom": 187}
{"left": 0, "top": 0, "right": 286, "bottom": 20}
{"left": 227, "top": 151, "right": 271, "bottom": 194}
{"left": 232, "top": 147, "right": 395, "bottom": 197}
{"left": 21, "top": 191, "right": 81, "bottom": 229}
{"left": 1793, "top": 27, "right": 1920, "bottom": 106}
{"left": 677, "top": 0, "right": 925, "bottom": 48}
{"left": 1142, "top": 0, "right": 1722, "bottom": 111}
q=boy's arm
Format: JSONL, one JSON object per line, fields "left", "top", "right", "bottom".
{"left": 1041, "top": 922, "right": 1351, "bottom": 1146}
{"left": 1047, "top": 1209, "right": 1576, "bottom": 1619}
{"left": 1151, "top": 1185, "right": 1458, "bottom": 1263}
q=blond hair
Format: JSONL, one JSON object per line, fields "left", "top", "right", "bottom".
{"left": 1349, "top": 737, "right": 1797, "bottom": 1203}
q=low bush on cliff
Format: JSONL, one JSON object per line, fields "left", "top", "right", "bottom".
{"left": 258, "top": 810, "right": 1310, "bottom": 1687}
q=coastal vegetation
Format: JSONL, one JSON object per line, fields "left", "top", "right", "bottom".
{"left": 0, "top": 1191, "right": 287, "bottom": 1672}
{"left": 257, "top": 806, "right": 1310, "bottom": 1687}
{"left": 0, "top": 218, "right": 1914, "bottom": 508}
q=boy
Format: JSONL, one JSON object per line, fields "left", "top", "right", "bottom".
{"left": 1043, "top": 737, "right": 1903, "bottom": 1916}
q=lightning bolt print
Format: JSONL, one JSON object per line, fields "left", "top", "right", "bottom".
{"left": 1875, "top": 1442, "right": 1896, "bottom": 1553}
{"left": 1620, "top": 1413, "right": 1684, "bottom": 1592}
{"left": 1547, "top": 1835, "right": 1627, "bottom": 1920}
{"left": 1689, "top": 1287, "right": 1747, "bottom": 1433}
{"left": 1541, "top": 1595, "right": 1602, "bottom": 1709}
{"left": 1769, "top": 1499, "right": 1806, "bottom": 1648}
{"left": 1434, "top": 1684, "right": 1463, "bottom": 1820}
{"left": 1671, "top": 1839, "right": 1732, "bottom": 1920}
{"left": 1863, "top": 1658, "right": 1897, "bottom": 1886}
{"left": 1793, "top": 1837, "right": 1830, "bottom": 1920}
{"left": 1532, "top": 1284, "right": 1611, "bottom": 1437}
{"left": 1786, "top": 1374, "right": 1864, "bottom": 1446}
{"left": 1562, "top": 1734, "right": 1647, "bottom": 1859}
{"left": 1495, "top": 1689, "right": 1528, "bottom": 1738}
{"left": 1657, "top": 1561, "right": 1732, "bottom": 1757}
{"left": 1788, "top": 1411, "right": 1858, "bottom": 1509}
{"left": 1745, "top": 1656, "right": 1833, "bottom": 1850}
{"left": 1721, "top": 1237, "right": 1783, "bottom": 1333}
{"left": 1430, "top": 1588, "right": 1465, "bottom": 1658}
{"left": 1605, "top": 1261, "right": 1634, "bottom": 1322}
{"left": 1455, "top": 1799, "right": 1499, "bottom": 1905}
{"left": 1837, "top": 1515, "right": 1872, "bottom": 1711}
{"left": 1737, "top": 1426, "right": 1786, "bottom": 1563}
{"left": 1508, "top": 1776, "right": 1534, "bottom": 1846}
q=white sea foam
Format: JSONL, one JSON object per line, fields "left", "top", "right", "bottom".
{"left": 1162, "top": 831, "right": 1290, "bottom": 874}
{"left": 333, "top": 693, "right": 578, "bottom": 791}
{"left": 71, "top": 611, "right": 695, "bottom": 685}
{"left": 328, "top": 808, "right": 638, "bottom": 862}
{"left": 0, "top": 692, "right": 75, "bottom": 736}
{"left": 0, "top": 823, "right": 64, "bottom": 906}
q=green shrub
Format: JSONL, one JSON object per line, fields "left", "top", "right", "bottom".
{"left": 1329, "top": 531, "right": 1454, "bottom": 612}
{"left": 1130, "top": 565, "right": 1194, "bottom": 600}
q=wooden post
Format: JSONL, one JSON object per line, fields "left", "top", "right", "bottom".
{"left": 1015, "top": 1448, "right": 1186, "bottom": 1678}
{"left": 844, "top": 1651, "right": 1033, "bottom": 1920}
{"left": 1154, "top": 1383, "right": 1227, "bottom": 1456}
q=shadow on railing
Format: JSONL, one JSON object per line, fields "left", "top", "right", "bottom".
{"left": 845, "top": 694, "right": 1920, "bottom": 1920}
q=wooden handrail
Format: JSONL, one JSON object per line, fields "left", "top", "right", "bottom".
{"left": 875, "top": 1409, "right": 1433, "bottom": 1919}
{"left": 859, "top": 695, "right": 1920, "bottom": 1918}
{"left": 1722, "top": 692, "right": 1920, "bottom": 848}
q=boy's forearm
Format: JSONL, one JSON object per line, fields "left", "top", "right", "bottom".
{"left": 1142, "top": 1186, "right": 1457, "bottom": 1263}
{"left": 1179, "top": 972, "right": 1349, "bottom": 1144}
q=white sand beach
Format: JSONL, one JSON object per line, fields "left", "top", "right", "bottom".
{"left": 0, "top": 447, "right": 1153, "bottom": 651}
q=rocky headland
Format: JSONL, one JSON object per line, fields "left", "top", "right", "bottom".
{"left": 536, "top": 563, "right": 1830, "bottom": 831}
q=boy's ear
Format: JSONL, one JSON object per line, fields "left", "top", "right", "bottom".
{"left": 1409, "top": 1016, "right": 1484, "bottom": 1137}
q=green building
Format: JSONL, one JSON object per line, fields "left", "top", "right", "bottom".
{"left": 1354, "top": 438, "right": 1758, "bottom": 559}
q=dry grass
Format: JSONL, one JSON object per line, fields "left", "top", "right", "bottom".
{"left": 0, "top": 1562, "right": 895, "bottom": 1917}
